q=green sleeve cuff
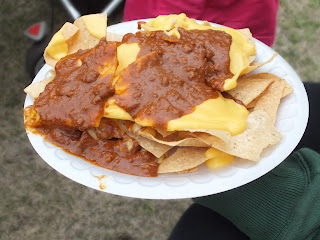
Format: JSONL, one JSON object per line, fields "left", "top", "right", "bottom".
{"left": 194, "top": 148, "right": 320, "bottom": 240}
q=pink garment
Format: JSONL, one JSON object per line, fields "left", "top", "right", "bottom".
{"left": 123, "top": 0, "right": 279, "bottom": 46}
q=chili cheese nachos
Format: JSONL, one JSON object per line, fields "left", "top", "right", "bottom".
{"left": 24, "top": 13, "right": 293, "bottom": 177}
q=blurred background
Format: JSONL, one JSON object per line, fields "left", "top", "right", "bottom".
{"left": 0, "top": 0, "right": 319, "bottom": 239}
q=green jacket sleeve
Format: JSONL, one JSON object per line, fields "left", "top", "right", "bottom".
{"left": 194, "top": 148, "right": 320, "bottom": 240}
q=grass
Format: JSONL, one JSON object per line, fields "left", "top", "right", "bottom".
{"left": 274, "top": 0, "right": 320, "bottom": 82}
{"left": 0, "top": 0, "right": 319, "bottom": 239}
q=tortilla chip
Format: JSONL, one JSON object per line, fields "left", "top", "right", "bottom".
{"left": 246, "top": 97, "right": 259, "bottom": 109}
{"left": 245, "top": 73, "right": 293, "bottom": 109}
{"left": 158, "top": 147, "right": 208, "bottom": 173}
{"left": 238, "top": 28, "right": 255, "bottom": 63}
{"left": 227, "top": 75, "right": 274, "bottom": 106}
{"left": 138, "top": 130, "right": 210, "bottom": 147}
{"left": 44, "top": 22, "right": 79, "bottom": 67}
{"left": 126, "top": 131, "right": 172, "bottom": 158}
{"left": 242, "top": 53, "right": 278, "bottom": 75}
{"left": 193, "top": 110, "right": 282, "bottom": 161}
{"left": 60, "top": 22, "right": 79, "bottom": 40}
{"left": 185, "top": 129, "right": 232, "bottom": 143}
{"left": 43, "top": 53, "right": 58, "bottom": 68}
{"left": 154, "top": 127, "right": 176, "bottom": 138}
{"left": 253, "top": 80, "right": 285, "bottom": 124}
{"left": 129, "top": 123, "right": 214, "bottom": 147}
{"left": 178, "top": 167, "right": 198, "bottom": 174}
{"left": 107, "top": 32, "right": 123, "bottom": 42}
{"left": 71, "top": 14, "right": 106, "bottom": 54}
{"left": 282, "top": 80, "right": 294, "bottom": 98}
{"left": 24, "top": 73, "right": 55, "bottom": 99}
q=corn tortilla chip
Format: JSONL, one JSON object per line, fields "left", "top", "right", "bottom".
{"left": 24, "top": 71, "right": 55, "bottom": 99}
{"left": 127, "top": 123, "right": 210, "bottom": 147}
{"left": 238, "top": 28, "right": 255, "bottom": 63}
{"left": 242, "top": 53, "right": 278, "bottom": 75}
{"left": 107, "top": 32, "right": 123, "bottom": 42}
{"left": 253, "top": 80, "right": 285, "bottom": 124}
{"left": 154, "top": 127, "right": 176, "bottom": 138}
{"left": 246, "top": 97, "right": 260, "bottom": 109}
{"left": 126, "top": 131, "right": 172, "bottom": 158}
{"left": 60, "top": 22, "right": 79, "bottom": 40}
{"left": 193, "top": 110, "right": 282, "bottom": 161}
{"left": 137, "top": 130, "right": 210, "bottom": 147}
{"left": 186, "top": 129, "right": 232, "bottom": 143}
{"left": 227, "top": 75, "right": 274, "bottom": 106}
{"left": 158, "top": 147, "right": 208, "bottom": 173}
{"left": 44, "top": 22, "right": 79, "bottom": 67}
{"left": 281, "top": 79, "right": 294, "bottom": 98}
{"left": 178, "top": 167, "right": 198, "bottom": 174}
{"left": 245, "top": 73, "right": 293, "bottom": 108}
{"left": 43, "top": 53, "right": 58, "bottom": 68}
{"left": 71, "top": 14, "right": 106, "bottom": 54}
{"left": 245, "top": 72, "right": 293, "bottom": 98}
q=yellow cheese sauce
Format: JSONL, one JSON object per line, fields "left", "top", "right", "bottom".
{"left": 166, "top": 93, "right": 248, "bottom": 136}
{"left": 82, "top": 14, "right": 107, "bottom": 39}
{"left": 45, "top": 31, "right": 68, "bottom": 60}
{"left": 205, "top": 148, "right": 235, "bottom": 169}
{"left": 115, "top": 43, "right": 140, "bottom": 74}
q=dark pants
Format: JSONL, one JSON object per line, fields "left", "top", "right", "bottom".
{"left": 169, "top": 82, "right": 320, "bottom": 240}
{"left": 295, "top": 83, "right": 320, "bottom": 153}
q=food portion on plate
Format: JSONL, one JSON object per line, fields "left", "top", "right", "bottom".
{"left": 24, "top": 13, "right": 293, "bottom": 177}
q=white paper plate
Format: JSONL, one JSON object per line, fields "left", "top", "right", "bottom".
{"left": 24, "top": 20, "right": 308, "bottom": 199}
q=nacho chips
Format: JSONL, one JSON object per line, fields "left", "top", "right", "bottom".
{"left": 158, "top": 147, "right": 208, "bottom": 174}
{"left": 193, "top": 110, "right": 282, "bottom": 161}
{"left": 226, "top": 74, "right": 275, "bottom": 106}
{"left": 24, "top": 71, "right": 55, "bottom": 99}
{"left": 24, "top": 14, "right": 293, "bottom": 176}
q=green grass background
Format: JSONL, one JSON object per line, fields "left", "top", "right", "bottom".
{"left": 0, "top": 0, "right": 319, "bottom": 239}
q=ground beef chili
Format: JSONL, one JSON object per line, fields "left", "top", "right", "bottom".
{"left": 33, "top": 118, "right": 158, "bottom": 177}
{"left": 25, "top": 39, "right": 159, "bottom": 177}
{"left": 25, "top": 27, "right": 234, "bottom": 177}
{"left": 34, "top": 40, "right": 118, "bottom": 131}
{"left": 115, "top": 29, "right": 232, "bottom": 127}
{"left": 121, "top": 28, "right": 233, "bottom": 91}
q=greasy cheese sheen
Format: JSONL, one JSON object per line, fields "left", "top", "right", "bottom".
{"left": 205, "top": 148, "right": 235, "bottom": 169}
{"left": 45, "top": 31, "right": 68, "bottom": 60}
{"left": 143, "top": 13, "right": 256, "bottom": 91}
{"left": 82, "top": 14, "right": 107, "bottom": 39}
{"left": 166, "top": 93, "right": 249, "bottom": 135}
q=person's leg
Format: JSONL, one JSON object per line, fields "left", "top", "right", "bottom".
{"left": 295, "top": 82, "right": 320, "bottom": 153}
{"left": 168, "top": 203, "right": 249, "bottom": 240}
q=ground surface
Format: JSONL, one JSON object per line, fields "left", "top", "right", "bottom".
{"left": 0, "top": 0, "right": 319, "bottom": 239}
